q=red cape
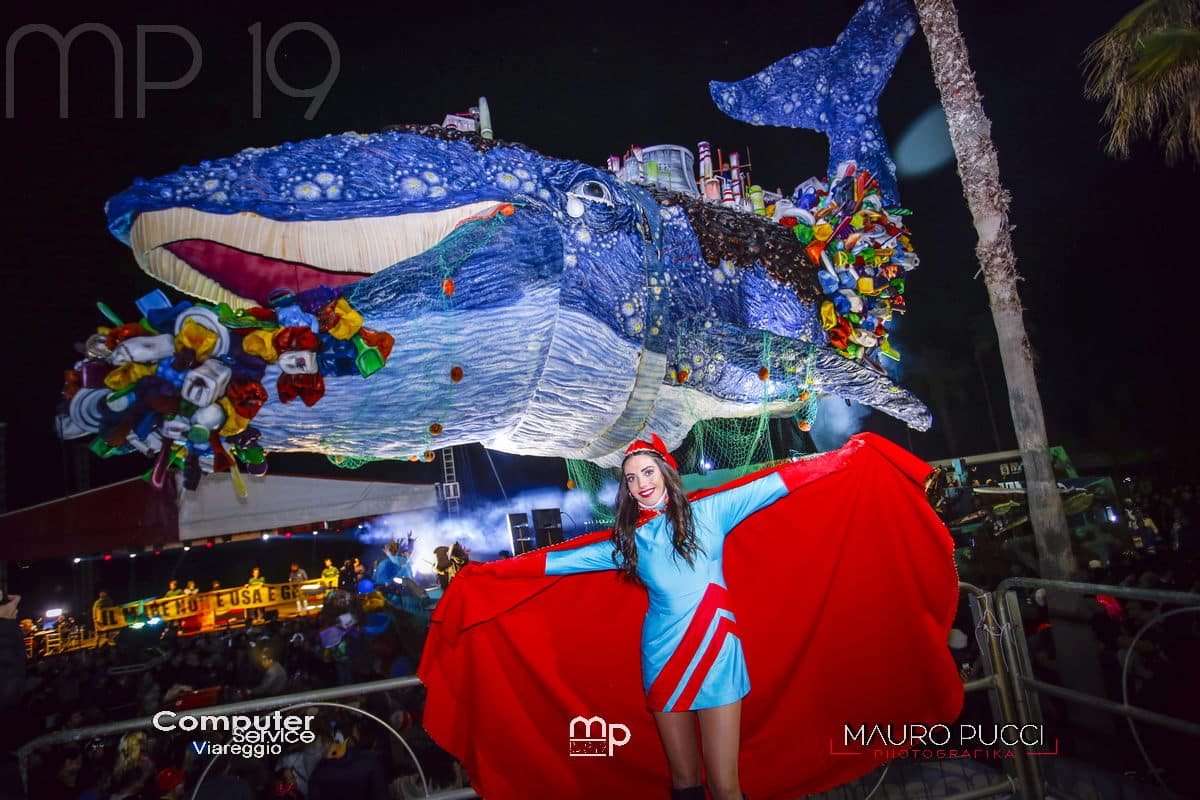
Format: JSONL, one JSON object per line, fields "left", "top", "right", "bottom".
{"left": 418, "top": 434, "right": 963, "bottom": 799}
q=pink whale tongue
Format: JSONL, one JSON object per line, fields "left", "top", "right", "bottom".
{"left": 165, "top": 240, "right": 366, "bottom": 306}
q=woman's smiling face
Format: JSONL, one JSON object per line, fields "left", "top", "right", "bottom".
{"left": 624, "top": 453, "right": 666, "bottom": 507}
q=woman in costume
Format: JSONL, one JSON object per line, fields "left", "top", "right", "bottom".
{"left": 419, "top": 433, "right": 964, "bottom": 800}
{"left": 536, "top": 435, "right": 785, "bottom": 799}
{"left": 463, "top": 434, "right": 797, "bottom": 798}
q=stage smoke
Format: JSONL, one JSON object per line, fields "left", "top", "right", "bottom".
{"left": 358, "top": 485, "right": 599, "bottom": 579}
{"left": 810, "top": 396, "right": 873, "bottom": 453}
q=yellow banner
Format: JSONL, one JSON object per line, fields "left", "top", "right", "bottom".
{"left": 93, "top": 578, "right": 336, "bottom": 631}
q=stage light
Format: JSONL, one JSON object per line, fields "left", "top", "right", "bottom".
{"left": 154, "top": 550, "right": 161, "bottom": 556}
{"left": 129, "top": 553, "right": 137, "bottom": 559}
{"left": 183, "top": 546, "right": 191, "bottom": 552}
{"left": 205, "top": 540, "right": 214, "bottom": 548}
{"left": 73, "top": 557, "right": 81, "bottom": 564}
{"left": 45, "top": 608, "right": 63, "bottom": 618}
{"left": 262, "top": 533, "right": 270, "bottom": 541}
{"left": 312, "top": 529, "right": 319, "bottom": 535}
{"left": 284, "top": 532, "right": 292, "bottom": 539}
{"left": 103, "top": 554, "right": 113, "bottom": 561}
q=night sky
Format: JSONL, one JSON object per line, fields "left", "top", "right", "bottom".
{"left": 0, "top": 0, "right": 1187, "bottom": 515}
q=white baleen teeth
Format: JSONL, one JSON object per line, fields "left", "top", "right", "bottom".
{"left": 137, "top": 248, "right": 255, "bottom": 308}
{"left": 129, "top": 200, "right": 503, "bottom": 275}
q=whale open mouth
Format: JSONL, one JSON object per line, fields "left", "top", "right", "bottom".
{"left": 129, "top": 200, "right": 505, "bottom": 307}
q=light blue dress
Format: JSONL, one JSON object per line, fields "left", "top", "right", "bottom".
{"left": 544, "top": 472, "right": 789, "bottom": 711}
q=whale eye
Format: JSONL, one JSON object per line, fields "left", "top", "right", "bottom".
{"left": 568, "top": 179, "right": 614, "bottom": 206}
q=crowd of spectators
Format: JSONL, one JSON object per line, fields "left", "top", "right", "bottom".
{"left": 1123, "top": 474, "right": 1199, "bottom": 557}
{"left": 6, "top": 589, "right": 465, "bottom": 800}
{"left": 4, "top": 472, "right": 1197, "bottom": 799}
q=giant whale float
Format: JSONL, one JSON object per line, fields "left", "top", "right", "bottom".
{"left": 63, "top": 0, "right": 928, "bottom": 473}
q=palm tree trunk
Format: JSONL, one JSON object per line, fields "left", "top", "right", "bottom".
{"left": 914, "top": 0, "right": 1119, "bottom": 774}
{"left": 914, "top": 0, "right": 1073, "bottom": 581}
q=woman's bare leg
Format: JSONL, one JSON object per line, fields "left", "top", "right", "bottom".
{"left": 697, "top": 701, "right": 742, "bottom": 800}
{"left": 652, "top": 710, "right": 702, "bottom": 789}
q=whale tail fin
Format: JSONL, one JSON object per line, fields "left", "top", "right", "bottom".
{"left": 709, "top": 0, "right": 917, "bottom": 205}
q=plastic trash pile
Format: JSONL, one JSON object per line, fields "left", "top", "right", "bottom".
{"left": 59, "top": 286, "right": 393, "bottom": 492}
{"left": 775, "top": 160, "right": 917, "bottom": 367}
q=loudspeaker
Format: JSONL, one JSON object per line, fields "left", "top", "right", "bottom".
{"left": 532, "top": 508, "right": 564, "bottom": 549}
{"left": 507, "top": 512, "right": 534, "bottom": 556}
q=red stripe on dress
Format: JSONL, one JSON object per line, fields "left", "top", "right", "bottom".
{"left": 646, "top": 583, "right": 728, "bottom": 709}
{"left": 669, "top": 615, "right": 738, "bottom": 712}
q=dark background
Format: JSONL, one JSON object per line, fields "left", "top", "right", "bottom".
{"left": 0, "top": 0, "right": 1189, "bottom": 520}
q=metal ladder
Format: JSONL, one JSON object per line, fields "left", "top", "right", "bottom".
{"left": 441, "top": 447, "right": 461, "bottom": 517}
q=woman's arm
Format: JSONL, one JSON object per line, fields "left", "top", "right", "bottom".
{"left": 545, "top": 538, "right": 619, "bottom": 575}
{"left": 696, "top": 470, "right": 791, "bottom": 535}
{"left": 472, "top": 537, "right": 618, "bottom": 578}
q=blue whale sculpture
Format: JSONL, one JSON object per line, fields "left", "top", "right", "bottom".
{"left": 98, "top": 0, "right": 928, "bottom": 467}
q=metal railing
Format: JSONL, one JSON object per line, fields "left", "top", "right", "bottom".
{"left": 20, "top": 579, "right": 1200, "bottom": 800}
{"left": 993, "top": 577, "right": 1200, "bottom": 800}
{"left": 948, "top": 581, "right": 1036, "bottom": 800}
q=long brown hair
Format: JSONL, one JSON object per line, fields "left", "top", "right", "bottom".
{"left": 610, "top": 452, "right": 701, "bottom": 585}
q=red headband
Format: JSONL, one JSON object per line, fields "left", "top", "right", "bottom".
{"left": 623, "top": 433, "right": 678, "bottom": 471}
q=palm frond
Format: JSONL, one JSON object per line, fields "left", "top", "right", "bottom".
{"left": 1132, "top": 28, "right": 1200, "bottom": 81}
{"left": 1082, "top": 0, "right": 1200, "bottom": 163}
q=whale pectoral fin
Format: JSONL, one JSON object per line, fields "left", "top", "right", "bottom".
{"left": 673, "top": 319, "right": 931, "bottom": 431}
